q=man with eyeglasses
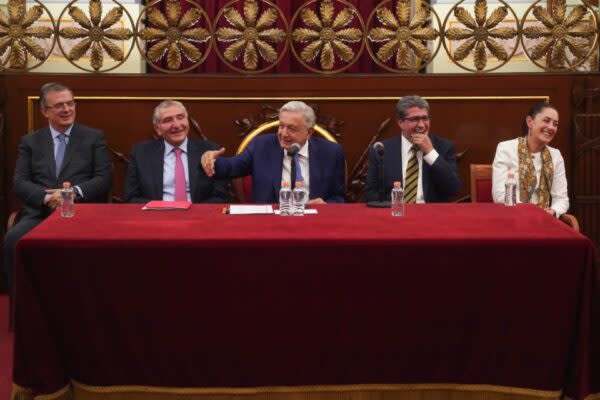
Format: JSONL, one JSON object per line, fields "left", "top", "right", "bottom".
{"left": 3, "top": 82, "right": 111, "bottom": 291}
{"left": 365, "top": 95, "right": 461, "bottom": 203}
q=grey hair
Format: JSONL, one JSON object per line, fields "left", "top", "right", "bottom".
{"left": 40, "top": 82, "right": 72, "bottom": 108}
{"left": 395, "top": 95, "right": 430, "bottom": 119}
{"left": 153, "top": 100, "right": 188, "bottom": 125}
{"left": 279, "top": 101, "right": 316, "bottom": 128}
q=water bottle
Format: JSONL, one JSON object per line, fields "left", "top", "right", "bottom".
{"left": 279, "top": 181, "right": 292, "bottom": 216}
{"left": 391, "top": 181, "right": 404, "bottom": 216}
{"left": 60, "top": 181, "right": 75, "bottom": 217}
{"left": 292, "top": 181, "right": 306, "bottom": 216}
{"left": 504, "top": 171, "right": 517, "bottom": 206}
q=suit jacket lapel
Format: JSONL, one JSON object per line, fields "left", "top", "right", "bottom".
{"left": 153, "top": 140, "right": 165, "bottom": 200}
{"left": 389, "top": 135, "right": 403, "bottom": 184}
{"left": 308, "top": 138, "right": 319, "bottom": 197}
{"left": 187, "top": 139, "right": 200, "bottom": 201}
{"left": 422, "top": 159, "right": 430, "bottom": 202}
{"left": 271, "top": 138, "right": 284, "bottom": 199}
{"left": 57, "top": 124, "right": 80, "bottom": 177}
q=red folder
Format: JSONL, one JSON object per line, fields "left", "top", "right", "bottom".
{"left": 142, "top": 201, "right": 192, "bottom": 210}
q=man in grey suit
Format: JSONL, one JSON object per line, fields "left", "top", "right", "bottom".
{"left": 3, "top": 82, "right": 112, "bottom": 290}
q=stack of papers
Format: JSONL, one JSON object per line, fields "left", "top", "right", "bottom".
{"left": 227, "top": 205, "right": 274, "bottom": 214}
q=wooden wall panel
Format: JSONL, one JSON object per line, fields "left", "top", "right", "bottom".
{"left": 1, "top": 72, "right": 596, "bottom": 289}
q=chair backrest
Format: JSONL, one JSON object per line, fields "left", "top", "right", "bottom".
{"left": 233, "top": 120, "right": 338, "bottom": 203}
{"left": 470, "top": 164, "right": 493, "bottom": 203}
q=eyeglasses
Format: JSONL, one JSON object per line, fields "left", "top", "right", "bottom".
{"left": 45, "top": 100, "right": 76, "bottom": 110}
{"left": 402, "top": 115, "right": 430, "bottom": 123}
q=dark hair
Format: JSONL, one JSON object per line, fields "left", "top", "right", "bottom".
{"left": 40, "top": 82, "right": 72, "bottom": 108}
{"left": 522, "top": 102, "right": 558, "bottom": 136}
{"left": 395, "top": 95, "right": 430, "bottom": 119}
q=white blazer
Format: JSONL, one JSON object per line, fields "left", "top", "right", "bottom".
{"left": 492, "top": 138, "right": 569, "bottom": 217}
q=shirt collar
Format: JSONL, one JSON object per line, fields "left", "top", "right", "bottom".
{"left": 164, "top": 137, "right": 188, "bottom": 156}
{"left": 49, "top": 124, "right": 73, "bottom": 139}
{"left": 401, "top": 134, "right": 418, "bottom": 153}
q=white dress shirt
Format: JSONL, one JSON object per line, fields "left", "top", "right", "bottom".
{"left": 492, "top": 138, "right": 569, "bottom": 217}
{"left": 400, "top": 134, "right": 439, "bottom": 203}
{"left": 281, "top": 140, "right": 310, "bottom": 196}
{"left": 162, "top": 138, "right": 191, "bottom": 201}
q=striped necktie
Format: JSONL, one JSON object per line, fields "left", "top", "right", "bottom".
{"left": 404, "top": 146, "right": 419, "bottom": 204}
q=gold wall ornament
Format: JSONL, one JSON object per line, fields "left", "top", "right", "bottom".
{"left": 136, "top": 0, "right": 213, "bottom": 73}
{"left": 0, "top": 0, "right": 55, "bottom": 71}
{"left": 214, "top": 0, "right": 288, "bottom": 73}
{"left": 290, "top": 0, "right": 365, "bottom": 74}
{"left": 366, "top": 0, "right": 441, "bottom": 73}
{"left": 442, "top": 0, "right": 518, "bottom": 72}
{"left": 57, "top": 0, "right": 135, "bottom": 72}
{"left": 521, "top": 0, "right": 599, "bottom": 71}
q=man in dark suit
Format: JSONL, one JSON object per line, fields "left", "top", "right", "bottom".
{"left": 201, "top": 101, "right": 345, "bottom": 204}
{"left": 3, "top": 82, "right": 112, "bottom": 289}
{"left": 123, "top": 100, "right": 229, "bottom": 204}
{"left": 365, "top": 95, "right": 461, "bottom": 203}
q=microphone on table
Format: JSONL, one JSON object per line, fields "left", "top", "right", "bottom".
{"left": 373, "top": 141, "right": 384, "bottom": 158}
{"left": 367, "top": 142, "right": 391, "bottom": 208}
{"left": 287, "top": 143, "right": 301, "bottom": 157}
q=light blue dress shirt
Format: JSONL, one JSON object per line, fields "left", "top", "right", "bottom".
{"left": 48, "top": 124, "right": 83, "bottom": 198}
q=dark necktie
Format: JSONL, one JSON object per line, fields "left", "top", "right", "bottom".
{"left": 290, "top": 154, "right": 303, "bottom": 189}
{"left": 55, "top": 133, "right": 67, "bottom": 177}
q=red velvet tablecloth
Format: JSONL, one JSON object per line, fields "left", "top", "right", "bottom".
{"left": 13, "top": 203, "right": 598, "bottom": 399}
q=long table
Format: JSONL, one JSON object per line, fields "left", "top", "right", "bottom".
{"left": 12, "top": 203, "right": 598, "bottom": 400}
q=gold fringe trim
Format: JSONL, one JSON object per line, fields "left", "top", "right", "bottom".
{"left": 71, "top": 381, "right": 568, "bottom": 400}
{"left": 12, "top": 380, "right": 600, "bottom": 400}
{"left": 11, "top": 383, "right": 71, "bottom": 400}
{"left": 11, "top": 384, "right": 34, "bottom": 400}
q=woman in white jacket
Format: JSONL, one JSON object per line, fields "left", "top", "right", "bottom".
{"left": 492, "top": 102, "right": 569, "bottom": 217}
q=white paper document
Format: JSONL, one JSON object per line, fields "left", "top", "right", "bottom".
{"left": 228, "top": 205, "right": 274, "bottom": 215}
{"left": 274, "top": 209, "right": 318, "bottom": 215}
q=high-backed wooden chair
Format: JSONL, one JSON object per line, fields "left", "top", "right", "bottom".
{"left": 232, "top": 121, "right": 340, "bottom": 203}
{"left": 470, "top": 164, "right": 580, "bottom": 232}
{"left": 470, "top": 164, "right": 493, "bottom": 203}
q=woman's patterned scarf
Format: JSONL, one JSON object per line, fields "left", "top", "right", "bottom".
{"left": 518, "top": 136, "right": 553, "bottom": 208}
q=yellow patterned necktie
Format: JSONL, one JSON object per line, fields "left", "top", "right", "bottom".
{"left": 404, "top": 146, "right": 419, "bottom": 204}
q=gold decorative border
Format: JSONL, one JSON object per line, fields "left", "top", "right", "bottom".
{"left": 236, "top": 120, "right": 336, "bottom": 154}
{"left": 13, "top": 377, "right": 600, "bottom": 400}
{"left": 27, "top": 95, "right": 550, "bottom": 133}
{"left": 71, "top": 381, "right": 561, "bottom": 399}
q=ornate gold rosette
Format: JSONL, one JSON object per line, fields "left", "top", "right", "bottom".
{"left": 521, "top": 0, "right": 599, "bottom": 71}
{"left": 442, "top": 0, "right": 518, "bottom": 72}
{"left": 0, "top": 0, "right": 55, "bottom": 71}
{"left": 214, "top": 0, "right": 288, "bottom": 73}
{"left": 137, "top": 0, "right": 212, "bottom": 73}
{"left": 291, "top": 0, "right": 364, "bottom": 74}
{"left": 57, "top": 0, "right": 134, "bottom": 72}
{"left": 366, "top": 0, "right": 441, "bottom": 73}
